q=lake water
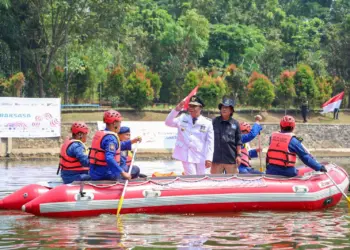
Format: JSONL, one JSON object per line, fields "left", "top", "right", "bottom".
{"left": 0, "top": 158, "right": 349, "bottom": 249}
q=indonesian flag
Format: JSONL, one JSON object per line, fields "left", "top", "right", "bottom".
{"left": 320, "top": 91, "right": 344, "bottom": 114}
{"left": 183, "top": 86, "right": 199, "bottom": 110}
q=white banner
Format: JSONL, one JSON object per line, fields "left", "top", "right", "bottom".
{"left": 0, "top": 98, "right": 61, "bottom": 138}
{"left": 98, "top": 121, "right": 177, "bottom": 149}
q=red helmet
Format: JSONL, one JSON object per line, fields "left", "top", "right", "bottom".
{"left": 71, "top": 122, "right": 89, "bottom": 134}
{"left": 240, "top": 122, "right": 251, "bottom": 133}
{"left": 103, "top": 110, "right": 123, "bottom": 124}
{"left": 280, "top": 115, "right": 295, "bottom": 129}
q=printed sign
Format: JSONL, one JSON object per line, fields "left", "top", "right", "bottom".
{"left": 0, "top": 97, "right": 61, "bottom": 138}
{"left": 98, "top": 121, "right": 177, "bottom": 149}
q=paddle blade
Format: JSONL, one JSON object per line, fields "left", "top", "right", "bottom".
{"left": 116, "top": 196, "right": 124, "bottom": 218}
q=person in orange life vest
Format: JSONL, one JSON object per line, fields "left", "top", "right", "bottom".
{"left": 266, "top": 115, "right": 327, "bottom": 177}
{"left": 59, "top": 122, "right": 91, "bottom": 184}
{"left": 118, "top": 126, "right": 144, "bottom": 179}
{"left": 89, "top": 110, "right": 141, "bottom": 181}
{"left": 239, "top": 117, "right": 263, "bottom": 174}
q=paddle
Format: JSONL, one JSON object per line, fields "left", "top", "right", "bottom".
{"left": 325, "top": 172, "right": 350, "bottom": 207}
{"left": 258, "top": 133, "right": 263, "bottom": 173}
{"left": 116, "top": 141, "right": 140, "bottom": 218}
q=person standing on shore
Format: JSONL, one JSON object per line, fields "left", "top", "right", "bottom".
{"left": 58, "top": 122, "right": 91, "bottom": 184}
{"left": 211, "top": 98, "right": 242, "bottom": 174}
{"left": 300, "top": 98, "right": 309, "bottom": 123}
{"left": 89, "top": 110, "right": 140, "bottom": 181}
{"left": 165, "top": 95, "right": 214, "bottom": 175}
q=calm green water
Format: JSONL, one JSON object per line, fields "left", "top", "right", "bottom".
{"left": 0, "top": 159, "right": 349, "bottom": 250}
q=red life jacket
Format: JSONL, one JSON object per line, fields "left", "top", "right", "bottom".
{"left": 59, "top": 139, "right": 89, "bottom": 171}
{"left": 266, "top": 132, "right": 297, "bottom": 167}
{"left": 89, "top": 131, "right": 121, "bottom": 166}
{"left": 241, "top": 144, "right": 250, "bottom": 167}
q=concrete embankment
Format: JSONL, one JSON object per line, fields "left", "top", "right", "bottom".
{"left": 0, "top": 122, "right": 350, "bottom": 160}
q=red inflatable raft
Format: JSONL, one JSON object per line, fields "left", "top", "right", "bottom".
{"left": 22, "top": 163, "right": 349, "bottom": 218}
{"left": 0, "top": 182, "right": 61, "bottom": 210}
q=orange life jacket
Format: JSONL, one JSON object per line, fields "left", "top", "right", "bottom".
{"left": 266, "top": 132, "right": 297, "bottom": 167}
{"left": 89, "top": 130, "right": 121, "bottom": 166}
{"left": 241, "top": 144, "right": 250, "bottom": 167}
{"left": 59, "top": 139, "right": 89, "bottom": 172}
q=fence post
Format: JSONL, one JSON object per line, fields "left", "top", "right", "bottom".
{"left": 6, "top": 138, "right": 12, "bottom": 157}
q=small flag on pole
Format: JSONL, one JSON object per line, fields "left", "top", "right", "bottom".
{"left": 183, "top": 86, "right": 199, "bottom": 110}
{"left": 320, "top": 91, "right": 344, "bottom": 114}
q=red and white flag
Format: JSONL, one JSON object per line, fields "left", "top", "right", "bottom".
{"left": 321, "top": 91, "right": 344, "bottom": 114}
{"left": 182, "top": 86, "right": 199, "bottom": 110}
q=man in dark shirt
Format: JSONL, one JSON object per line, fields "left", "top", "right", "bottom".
{"left": 211, "top": 98, "right": 242, "bottom": 174}
{"left": 300, "top": 99, "right": 308, "bottom": 123}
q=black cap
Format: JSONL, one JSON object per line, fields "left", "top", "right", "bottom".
{"left": 189, "top": 95, "right": 205, "bottom": 107}
{"left": 218, "top": 97, "right": 235, "bottom": 110}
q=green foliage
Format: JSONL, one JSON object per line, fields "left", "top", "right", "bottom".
{"left": 294, "top": 64, "right": 319, "bottom": 104}
{"left": 276, "top": 70, "right": 296, "bottom": 109}
{"left": 224, "top": 64, "right": 248, "bottom": 104}
{"left": 1, "top": 0, "right": 350, "bottom": 108}
{"left": 124, "top": 66, "right": 156, "bottom": 110}
{"left": 183, "top": 69, "right": 207, "bottom": 94}
{"left": 205, "top": 24, "right": 266, "bottom": 67}
{"left": 105, "top": 66, "right": 126, "bottom": 103}
{"left": 0, "top": 72, "right": 25, "bottom": 97}
{"left": 146, "top": 71, "right": 162, "bottom": 99}
{"left": 198, "top": 75, "right": 226, "bottom": 109}
{"left": 247, "top": 72, "right": 275, "bottom": 110}
{"left": 183, "top": 69, "right": 226, "bottom": 109}
{"left": 316, "top": 76, "right": 333, "bottom": 104}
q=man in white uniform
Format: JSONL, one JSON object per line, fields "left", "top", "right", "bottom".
{"left": 165, "top": 95, "right": 214, "bottom": 175}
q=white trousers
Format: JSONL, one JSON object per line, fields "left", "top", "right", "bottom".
{"left": 182, "top": 161, "right": 206, "bottom": 175}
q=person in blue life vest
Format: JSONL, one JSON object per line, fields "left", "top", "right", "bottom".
{"left": 118, "top": 126, "right": 147, "bottom": 178}
{"left": 89, "top": 110, "right": 142, "bottom": 181}
{"left": 239, "top": 116, "right": 264, "bottom": 174}
{"left": 58, "top": 122, "right": 91, "bottom": 184}
{"left": 266, "top": 115, "right": 327, "bottom": 177}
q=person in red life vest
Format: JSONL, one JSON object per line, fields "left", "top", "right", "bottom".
{"left": 266, "top": 115, "right": 327, "bottom": 177}
{"left": 89, "top": 110, "right": 141, "bottom": 181}
{"left": 118, "top": 126, "right": 146, "bottom": 178}
{"left": 239, "top": 118, "right": 263, "bottom": 174}
{"left": 59, "top": 122, "right": 91, "bottom": 184}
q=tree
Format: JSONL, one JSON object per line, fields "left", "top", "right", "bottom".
{"left": 105, "top": 66, "right": 126, "bottom": 105}
{"left": 294, "top": 64, "right": 319, "bottom": 105}
{"left": 124, "top": 65, "right": 162, "bottom": 110}
{"left": 204, "top": 24, "right": 266, "bottom": 69}
{"left": 0, "top": 72, "right": 25, "bottom": 97}
{"left": 276, "top": 70, "right": 296, "bottom": 114}
{"left": 183, "top": 69, "right": 226, "bottom": 109}
{"left": 159, "top": 9, "right": 210, "bottom": 103}
{"left": 247, "top": 72, "right": 275, "bottom": 110}
{"left": 224, "top": 64, "right": 248, "bottom": 104}
{"left": 316, "top": 76, "right": 333, "bottom": 104}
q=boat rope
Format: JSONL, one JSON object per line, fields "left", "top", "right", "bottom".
{"left": 83, "top": 164, "right": 341, "bottom": 189}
